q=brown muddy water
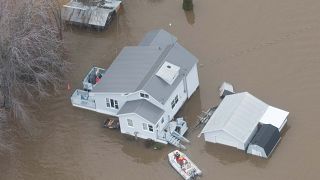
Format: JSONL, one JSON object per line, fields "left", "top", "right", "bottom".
{"left": 1, "top": 0, "right": 320, "bottom": 179}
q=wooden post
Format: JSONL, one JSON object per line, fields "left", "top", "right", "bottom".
{"left": 134, "top": 131, "right": 138, "bottom": 141}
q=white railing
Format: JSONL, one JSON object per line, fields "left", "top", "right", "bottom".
{"left": 82, "top": 67, "right": 106, "bottom": 91}
{"left": 71, "top": 89, "right": 96, "bottom": 109}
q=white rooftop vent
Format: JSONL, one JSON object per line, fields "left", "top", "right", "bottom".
{"left": 156, "top": 61, "right": 180, "bottom": 85}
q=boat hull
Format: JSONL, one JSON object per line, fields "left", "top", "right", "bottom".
{"left": 168, "top": 150, "right": 202, "bottom": 180}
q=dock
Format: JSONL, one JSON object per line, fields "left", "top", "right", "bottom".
{"left": 62, "top": 0, "right": 122, "bottom": 28}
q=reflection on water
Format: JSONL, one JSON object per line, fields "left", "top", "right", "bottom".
{"left": 147, "top": 0, "right": 164, "bottom": 3}
{"left": 205, "top": 143, "right": 269, "bottom": 168}
{"left": 176, "top": 89, "right": 202, "bottom": 127}
{"left": 120, "top": 136, "right": 169, "bottom": 164}
{"left": 184, "top": 10, "right": 195, "bottom": 25}
{"left": 205, "top": 143, "right": 248, "bottom": 165}
{"left": 2, "top": 0, "right": 320, "bottom": 179}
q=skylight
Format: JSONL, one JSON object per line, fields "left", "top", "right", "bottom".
{"left": 156, "top": 61, "right": 180, "bottom": 85}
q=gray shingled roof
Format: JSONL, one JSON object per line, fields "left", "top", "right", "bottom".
{"left": 139, "top": 29, "right": 178, "bottom": 49}
{"left": 92, "top": 29, "right": 198, "bottom": 104}
{"left": 201, "top": 92, "right": 269, "bottom": 143}
{"left": 141, "top": 43, "right": 198, "bottom": 103}
{"left": 92, "top": 46, "right": 163, "bottom": 93}
{"left": 62, "top": 0, "right": 118, "bottom": 27}
{"left": 250, "top": 124, "right": 280, "bottom": 157}
{"left": 117, "top": 100, "right": 164, "bottom": 124}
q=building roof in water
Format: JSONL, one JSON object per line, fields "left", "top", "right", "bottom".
{"left": 201, "top": 92, "right": 268, "bottom": 143}
{"left": 92, "top": 46, "right": 163, "bottom": 93}
{"left": 117, "top": 99, "right": 164, "bottom": 124}
{"left": 200, "top": 92, "right": 288, "bottom": 144}
{"left": 62, "top": 0, "right": 120, "bottom": 27}
{"left": 250, "top": 124, "right": 280, "bottom": 157}
{"left": 92, "top": 29, "right": 198, "bottom": 104}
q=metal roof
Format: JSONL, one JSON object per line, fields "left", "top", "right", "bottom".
{"left": 92, "top": 46, "right": 163, "bottom": 93}
{"left": 139, "top": 29, "right": 178, "bottom": 49}
{"left": 117, "top": 100, "right": 164, "bottom": 124}
{"left": 259, "top": 106, "right": 289, "bottom": 131}
{"left": 201, "top": 92, "right": 269, "bottom": 143}
{"left": 92, "top": 29, "right": 198, "bottom": 104}
{"left": 250, "top": 124, "right": 280, "bottom": 157}
{"left": 141, "top": 43, "right": 197, "bottom": 103}
{"left": 62, "top": 0, "right": 120, "bottom": 27}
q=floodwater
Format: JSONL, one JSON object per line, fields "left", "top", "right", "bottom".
{"left": 1, "top": 0, "right": 320, "bottom": 179}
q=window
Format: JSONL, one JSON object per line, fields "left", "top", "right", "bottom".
{"left": 140, "top": 93, "right": 149, "bottom": 99}
{"left": 142, "top": 123, "right": 148, "bottom": 130}
{"left": 143, "top": 123, "right": 154, "bottom": 132}
{"left": 127, "top": 119, "right": 133, "bottom": 127}
{"left": 110, "top": 99, "right": 114, "bottom": 107}
{"left": 148, "top": 124, "right": 153, "bottom": 132}
{"left": 175, "top": 95, "right": 178, "bottom": 103}
{"left": 115, "top": 100, "right": 119, "bottom": 109}
{"left": 106, "top": 98, "right": 119, "bottom": 109}
{"left": 106, "top": 98, "right": 110, "bottom": 107}
{"left": 171, "top": 95, "right": 179, "bottom": 109}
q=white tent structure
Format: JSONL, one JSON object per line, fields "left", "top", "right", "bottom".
{"left": 199, "top": 92, "right": 289, "bottom": 151}
{"left": 259, "top": 106, "right": 289, "bottom": 131}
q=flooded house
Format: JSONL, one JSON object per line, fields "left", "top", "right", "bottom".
{"left": 61, "top": 0, "right": 122, "bottom": 29}
{"left": 199, "top": 92, "right": 289, "bottom": 158}
{"left": 71, "top": 29, "right": 199, "bottom": 149}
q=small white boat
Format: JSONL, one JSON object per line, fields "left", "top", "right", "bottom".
{"left": 168, "top": 150, "right": 202, "bottom": 180}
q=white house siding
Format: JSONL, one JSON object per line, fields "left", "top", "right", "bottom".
{"left": 93, "top": 93, "right": 125, "bottom": 116}
{"left": 204, "top": 131, "right": 244, "bottom": 150}
{"left": 247, "top": 145, "right": 267, "bottom": 158}
{"left": 185, "top": 64, "right": 199, "bottom": 98}
{"left": 203, "top": 128, "right": 258, "bottom": 150}
{"left": 157, "top": 113, "right": 170, "bottom": 132}
{"left": 118, "top": 113, "right": 158, "bottom": 140}
{"left": 164, "top": 80, "right": 187, "bottom": 120}
{"left": 243, "top": 125, "right": 258, "bottom": 149}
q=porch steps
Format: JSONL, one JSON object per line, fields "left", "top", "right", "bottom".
{"left": 166, "top": 134, "right": 186, "bottom": 150}
{"left": 171, "top": 131, "right": 190, "bottom": 143}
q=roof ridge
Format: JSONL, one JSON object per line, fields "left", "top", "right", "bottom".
{"left": 222, "top": 93, "right": 247, "bottom": 129}
{"left": 138, "top": 29, "right": 161, "bottom": 46}
{"left": 135, "top": 43, "right": 175, "bottom": 92}
{"left": 201, "top": 93, "right": 247, "bottom": 134}
{"left": 223, "top": 92, "right": 269, "bottom": 140}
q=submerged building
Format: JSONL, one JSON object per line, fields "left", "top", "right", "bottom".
{"left": 199, "top": 92, "right": 289, "bottom": 158}
{"left": 71, "top": 29, "right": 199, "bottom": 149}
{"left": 62, "top": 0, "right": 122, "bottom": 28}
{"left": 247, "top": 124, "right": 281, "bottom": 158}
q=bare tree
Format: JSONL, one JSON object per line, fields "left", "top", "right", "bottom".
{"left": 0, "top": 0, "right": 69, "bottom": 124}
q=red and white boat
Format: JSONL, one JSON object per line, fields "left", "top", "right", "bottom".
{"left": 168, "top": 150, "right": 202, "bottom": 180}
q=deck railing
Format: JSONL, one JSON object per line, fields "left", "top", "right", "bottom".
{"left": 82, "top": 67, "right": 106, "bottom": 91}
{"left": 71, "top": 89, "right": 96, "bottom": 109}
